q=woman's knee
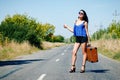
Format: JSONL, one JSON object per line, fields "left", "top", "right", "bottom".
{"left": 72, "top": 50, "right": 77, "bottom": 56}
{"left": 82, "top": 51, "right": 87, "bottom": 55}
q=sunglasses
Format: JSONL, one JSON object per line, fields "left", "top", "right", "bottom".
{"left": 79, "top": 12, "right": 84, "bottom": 15}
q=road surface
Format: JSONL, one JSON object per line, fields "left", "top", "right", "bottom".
{"left": 0, "top": 44, "right": 120, "bottom": 80}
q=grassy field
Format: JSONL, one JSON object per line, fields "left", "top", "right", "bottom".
{"left": 0, "top": 41, "right": 65, "bottom": 60}
{"left": 41, "top": 41, "right": 65, "bottom": 50}
{"left": 91, "top": 39, "right": 120, "bottom": 61}
{"left": 0, "top": 41, "right": 39, "bottom": 60}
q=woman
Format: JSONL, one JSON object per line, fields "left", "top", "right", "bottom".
{"left": 64, "top": 9, "right": 90, "bottom": 73}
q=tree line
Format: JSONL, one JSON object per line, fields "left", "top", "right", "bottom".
{"left": 91, "top": 21, "right": 120, "bottom": 40}
{"left": 0, "top": 14, "right": 64, "bottom": 48}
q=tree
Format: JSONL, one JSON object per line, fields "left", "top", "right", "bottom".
{"left": 0, "top": 14, "right": 55, "bottom": 48}
{"left": 36, "top": 23, "right": 55, "bottom": 41}
{"left": 70, "top": 35, "right": 76, "bottom": 43}
{"left": 53, "top": 35, "right": 64, "bottom": 42}
{"left": 0, "top": 14, "right": 29, "bottom": 42}
{"left": 91, "top": 21, "right": 120, "bottom": 40}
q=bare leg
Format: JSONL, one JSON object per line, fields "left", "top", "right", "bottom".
{"left": 80, "top": 42, "right": 87, "bottom": 71}
{"left": 71, "top": 42, "right": 80, "bottom": 69}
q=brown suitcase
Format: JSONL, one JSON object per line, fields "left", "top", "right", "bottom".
{"left": 86, "top": 46, "right": 98, "bottom": 63}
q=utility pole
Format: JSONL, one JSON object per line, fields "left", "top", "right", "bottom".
{"left": 112, "top": 10, "right": 120, "bottom": 22}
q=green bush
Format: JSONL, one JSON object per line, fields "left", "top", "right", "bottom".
{"left": 0, "top": 33, "right": 4, "bottom": 45}
{"left": 70, "top": 35, "right": 76, "bottom": 43}
{"left": 91, "top": 21, "right": 120, "bottom": 40}
{"left": 26, "top": 32, "right": 42, "bottom": 48}
{"left": 0, "top": 14, "right": 55, "bottom": 48}
{"left": 53, "top": 35, "right": 64, "bottom": 42}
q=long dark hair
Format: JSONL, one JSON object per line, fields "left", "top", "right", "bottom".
{"left": 80, "top": 9, "right": 89, "bottom": 23}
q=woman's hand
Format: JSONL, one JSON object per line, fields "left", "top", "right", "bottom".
{"left": 64, "top": 24, "right": 68, "bottom": 28}
{"left": 87, "top": 36, "right": 91, "bottom": 43}
{"left": 63, "top": 24, "right": 73, "bottom": 32}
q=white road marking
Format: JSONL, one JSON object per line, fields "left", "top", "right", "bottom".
{"left": 37, "top": 74, "right": 46, "bottom": 80}
{"left": 56, "top": 59, "right": 60, "bottom": 62}
{"left": 61, "top": 53, "right": 64, "bottom": 55}
{"left": 64, "top": 50, "right": 67, "bottom": 52}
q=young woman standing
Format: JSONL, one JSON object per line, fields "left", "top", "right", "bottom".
{"left": 64, "top": 9, "right": 90, "bottom": 73}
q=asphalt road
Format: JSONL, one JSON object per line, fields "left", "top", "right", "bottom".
{"left": 0, "top": 44, "right": 120, "bottom": 80}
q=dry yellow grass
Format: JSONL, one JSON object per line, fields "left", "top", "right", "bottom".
{"left": 0, "top": 41, "right": 39, "bottom": 60}
{"left": 91, "top": 39, "right": 120, "bottom": 61}
{"left": 91, "top": 39, "right": 120, "bottom": 52}
{"left": 0, "top": 41, "right": 65, "bottom": 60}
{"left": 41, "top": 41, "right": 65, "bottom": 50}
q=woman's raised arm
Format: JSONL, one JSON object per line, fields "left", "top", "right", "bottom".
{"left": 64, "top": 24, "right": 74, "bottom": 33}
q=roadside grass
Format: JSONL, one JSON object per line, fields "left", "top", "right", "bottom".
{"left": 41, "top": 41, "right": 65, "bottom": 50}
{"left": 0, "top": 41, "right": 65, "bottom": 60}
{"left": 91, "top": 39, "right": 120, "bottom": 61}
{"left": 0, "top": 41, "right": 39, "bottom": 60}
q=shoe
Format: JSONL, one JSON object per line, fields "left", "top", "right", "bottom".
{"left": 69, "top": 65, "right": 76, "bottom": 73}
{"left": 80, "top": 65, "right": 85, "bottom": 73}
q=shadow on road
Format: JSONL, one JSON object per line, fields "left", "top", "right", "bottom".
{"left": 87, "top": 69, "right": 110, "bottom": 73}
{"left": 0, "top": 67, "right": 22, "bottom": 79}
{"left": 0, "top": 59, "right": 45, "bottom": 66}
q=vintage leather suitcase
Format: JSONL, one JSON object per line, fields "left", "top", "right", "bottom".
{"left": 86, "top": 46, "right": 98, "bottom": 63}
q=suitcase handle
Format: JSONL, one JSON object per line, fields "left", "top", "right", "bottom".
{"left": 87, "top": 38, "right": 91, "bottom": 47}
{"left": 87, "top": 43, "right": 91, "bottom": 47}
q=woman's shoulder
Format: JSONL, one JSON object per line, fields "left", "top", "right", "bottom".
{"left": 83, "top": 21, "right": 88, "bottom": 25}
